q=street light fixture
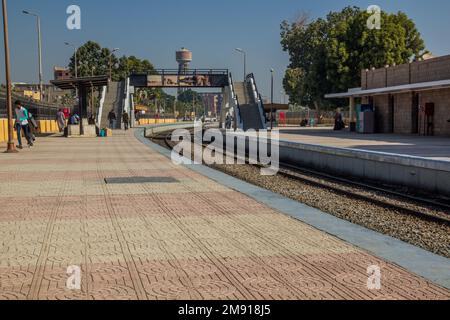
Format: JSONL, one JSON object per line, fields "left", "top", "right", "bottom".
{"left": 109, "top": 48, "right": 119, "bottom": 80}
{"left": 235, "top": 48, "right": 246, "bottom": 81}
{"left": 2, "top": 0, "right": 17, "bottom": 152}
{"left": 23, "top": 10, "right": 43, "bottom": 101}
{"left": 64, "top": 42, "right": 78, "bottom": 78}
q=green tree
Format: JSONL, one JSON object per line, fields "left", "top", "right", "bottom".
{"left": 178, "top": 90, "right": 202, "bottom": 104}
{"left": 177, "top": 90, "right": 205, "bottom": 116}
{"left": 116, "top": 55, "right": 156, "bottom": 80}
{"left": 68, "top": 42, "right": 158, "bottom": 81}
{"left": 68, "top": 41, "right": 117, "bottom": 78}
{"left": 281, "top": 6, "right": 427, "bottom": 111}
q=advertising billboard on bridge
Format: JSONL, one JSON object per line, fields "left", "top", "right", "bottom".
{"left": 146, "top": 73, "right": 227, "bottom": 88}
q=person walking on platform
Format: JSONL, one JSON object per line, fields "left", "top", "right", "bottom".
{"left": 108, "top": 110, "right": 117, "bottom": 129}
{"left": 56, "top": 109, "right": 66, "bottom": 133}
{"left": 14, "top": 101, "right": 33, "bottom": 149}
{"left": 334, "top": 109, "right": 345, "bottom": 131}
{"left": 28, "top": 112, "right": 38, "bottom": 143}
{"left": 225, "top": 113, "right": 232, "bottom": 130}
{"left": 122, "top": 111, "right": 129, "bottom": 131}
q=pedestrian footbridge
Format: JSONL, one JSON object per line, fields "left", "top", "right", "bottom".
{"left": 128, "top": 69, "right": 267, "bottom": 131}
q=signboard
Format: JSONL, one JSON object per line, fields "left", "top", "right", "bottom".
{"left": 147, "top": 74, "right": 227, "bottom": 88}
{"left": 135, "top": 104, "right": 149, "bottom": 111}
{"left": 130, "top": 70, "right": 229, "bottom": 88}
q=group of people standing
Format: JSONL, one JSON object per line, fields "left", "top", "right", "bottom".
{"left": 55, "top": 108, "right": 81, "bottom": 134}
{"left": 108, "top": 109, "right": 130, "bottom": 131}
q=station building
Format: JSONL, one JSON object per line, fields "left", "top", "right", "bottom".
{"left": 326, "top": 55, "right": 450, "bottom": 136}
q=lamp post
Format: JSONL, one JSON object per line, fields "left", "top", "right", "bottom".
{"left": 65, "top": 42, "right": 78, "bottom": 100}
{"left": 281, "top": 90, "right": 287, "bottom": 104}
{"left": 235, "top": 48, "right": 246, "bottom": 81}
{"left": 2, "top": 0, "right": 16, "bottom": 153}
{"left": 109, "top": 48, "right": 119, "bottom": 80}
{"left": 270, "top": 68, "right": 274, "bottom": 131}
{"left": 23, "top": 10, "right": 43, "bottom": 101}
{"left": 91, "top": 66, "right": 95, "bottom": 116}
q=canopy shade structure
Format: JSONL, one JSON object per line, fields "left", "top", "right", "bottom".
{"left": 51, "top": 75, "right": 109, "bottom": 90}
{"left": 325, "top": 79, "right": 450, "bottom": 99}
{"left": 51, "top": 76, "right": 109, "bottom": 135}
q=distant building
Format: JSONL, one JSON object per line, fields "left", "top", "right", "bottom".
{"left": 13, "top": 83, "right": 72, "bottom": 106}
{"left": 421, "top": 53, "right": 436, "bottom": 61}
{"left": 176, "top": 48, "right": 192, "bottom": 94}
{"left": 54, "top": 66, "right": 72, "bottom": 81}
{"left": 326, "top": 54, "right": 450, "bottom": 136}
{"left": 198, "top": 93, "right": 222, "bottom": 116}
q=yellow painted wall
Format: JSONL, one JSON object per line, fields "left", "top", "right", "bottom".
{"left": 138, "top": 118, "right": 178, "bottom": 126}
{"left": 1, "top": 117, "right": 176, "bottom": 142}
{"left": 0, "top": 119, "right": 61, "bottom": 142}
{"left": 0, "top": 119, "right": 18, "bottom": 142}
{"left": 0, "top": 119, "right": 6, "bottom": 142}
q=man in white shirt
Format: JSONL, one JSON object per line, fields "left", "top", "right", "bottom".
{"left": 14, "top": 100, "right": 33, "bottom": 149}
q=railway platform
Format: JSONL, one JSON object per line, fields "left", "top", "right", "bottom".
{"left": 278, "top": 127, "right": 450, "bottom": 161}
{"left": 0, "top": 130, "right": 449, "bottom": 300}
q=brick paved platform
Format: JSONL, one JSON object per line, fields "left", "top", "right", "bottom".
{"left": 0, "top": 132, "right": 449, "bottom": 300}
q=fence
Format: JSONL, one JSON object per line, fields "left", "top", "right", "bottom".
{"left": 282, "top": 111, "right": 350, "bottom": 126}
{"left": 0, "top": 89, "right": 59, "bottom": 120}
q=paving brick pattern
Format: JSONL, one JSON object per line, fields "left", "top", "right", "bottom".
{"left": 0, "top": 132, "right": 449, "bottom": 300}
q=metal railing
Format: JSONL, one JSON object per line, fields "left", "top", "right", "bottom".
{"left": 228, "top": 73, "right": 243, "bottom": 129}
{"left": 0, "top": 88, "right": 59, "bottom": 119}
{"left": 245, "top": 73, "right": 267, "bottom": 129}
{"left": 147, "top": 69, "right": 229, "bottom": 76}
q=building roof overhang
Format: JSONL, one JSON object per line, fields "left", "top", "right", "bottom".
{"left": 325, "top": 79, "right": 450, "bottom": 99}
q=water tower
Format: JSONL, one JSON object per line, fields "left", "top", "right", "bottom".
{"left": 176, "top": 47, "right": 192, "bottom": 74}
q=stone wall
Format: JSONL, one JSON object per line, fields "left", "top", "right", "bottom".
{"left": 364, "top": 55, "right": 450, "bottom": 89}
{"left": 366, "top": 69, "right": 387, "bottom": 89}
{"left": 411, "top": 56, "right": 450, "bottom": 83}
{"left": 387, "top": 65, "right": 410, "bottom": 87}
{"left": 361, "top": 55, "right": 450, "bottom": 136}
{"left": 419, "top": 88, "right": 450, "bottom": 136}
{"left": 361, "top": 70, "right": 367, "bottom": 90}
{"left": 394, "top": 93, "right": 413, "bottom": 134}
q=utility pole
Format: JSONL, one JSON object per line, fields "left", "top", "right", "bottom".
{"left": 270, "top": 68, "right": 274, "bottom": 131}
{"left": 193, "top": 92, "right": 196, "bottom": 120}
{"left": 91, "top": 66, "right": 95, "bottom": 116}
{"left": 64, "top": 42, "right": 78, "bottom": 78}
{"left": 23, "top": 10, "right": 43, "bottom": 101}
{"left": 109, "top": 48, "right": 119, "bottom": 81}
{"left": 235, "top": 48, "right": 247, "bottom": 81}
{"left": 65, "top": 42, "right": 78, "bottom": 99}
{"left": 174, "top": 97, "right": 177, "bottom": 121}
{"left": 2, "top": 0, "right": 16, "bottom": 152}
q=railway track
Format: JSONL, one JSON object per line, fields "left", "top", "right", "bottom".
{"left": 152, "top": 129, "right": 450, "bottom": 225}
{"left": 152, "top": 130, "right": 450, "bottom": 226}
{"left": 149, "top": 127, "right": 450, "bottom": 257}
{"left": 275, "top": 164, "right": 450, "bottom": 226}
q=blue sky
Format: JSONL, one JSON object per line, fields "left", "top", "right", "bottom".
{"left": 1, "top": 0, "right": 450, "bottom": 101}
